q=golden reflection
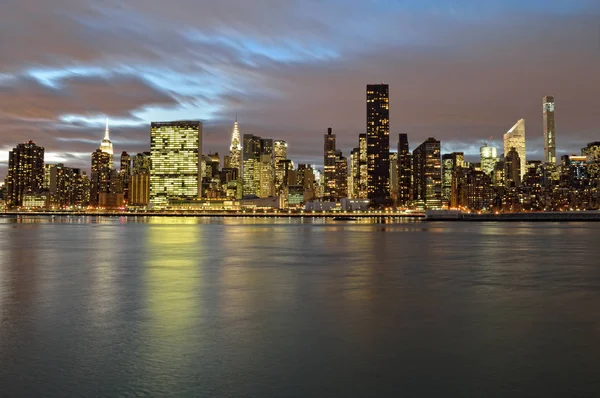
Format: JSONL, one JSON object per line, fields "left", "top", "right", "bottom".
{"left": 144, "top": 223, "right": 202, "bottom": 360}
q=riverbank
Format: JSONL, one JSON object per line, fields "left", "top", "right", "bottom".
{"left": 425, "top": 210, "right": 600, "bottom": 222}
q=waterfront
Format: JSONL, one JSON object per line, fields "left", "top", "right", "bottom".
{"left": 1, "top": 217, "right": 599, "bottom": 397}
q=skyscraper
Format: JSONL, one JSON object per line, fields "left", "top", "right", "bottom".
{"left": 335, "top": 151, "right": 348, "bottom": 199}
{"left": 229, "top": 118, "right": 242, "bottom": 172}
{"left": 366, "top": 84, "right": 390, "bottom": 204}
{"left": 480, "top": 144, "right": 498, "bottom": 177}
{"left": 397, "top": 133, "right": 411, "bottom": 206}
{"left": 274, "top": 140, "right": 288, "bottom": 191}
{"left": 389, "top": 152, "right": 398, "bottom": 201}
{"left": 412, "top": 138, "right": 442, "bottom": 209}
{"left": 149, "top": 121, "right": 202, "bottom": 208}
{"left": 120, "top": 151, "right": 131, "bottom": 201}
{"left": 358, "top": 133, "right": 368, "bottom": 199}
{"left": 442, "top": 152, "right": 464, "bottom": 203}
{"left": 505, "top": 148, "right": 521, "bottom": 188}
{"left": 543, "top": 96, "right": 556, "bottom": 165}
{"left": 6, "top": 140, "right": 45, "bottom": 208}
{"left": 132, "top": 152, "right": 151, "bottom": 175}
{"left": 90, "top": 149, "right": 112, "bottom": 205}
{"left": 100, "top": 118, "right": 114, "bottom": 160}
{"left": 242, "top": 134, "right": 262, "bottom": 197}
{"left": 323, "top": 127, "right": 337, "bottom": 201}
{"left": 504, "top": 119, "right": 526, "bottom": 179}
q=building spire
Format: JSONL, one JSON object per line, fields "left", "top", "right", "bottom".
{"left": 104, "top": 117, "right": 110, "bottom": 141}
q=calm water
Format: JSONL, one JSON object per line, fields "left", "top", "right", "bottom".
{"left": 0, "top": 216, "right": 599, "bottom": 397}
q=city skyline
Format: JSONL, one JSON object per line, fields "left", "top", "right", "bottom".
{"left": 0, "top": 1, "right": 599, "bottom": 178}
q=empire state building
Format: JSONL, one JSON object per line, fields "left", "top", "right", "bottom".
{"left": 100, "top": 118, "right": 114, "bottom": 157}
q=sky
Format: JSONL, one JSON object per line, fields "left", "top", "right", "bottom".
{"left": 1, "top": 0, "right": 599, "bottom": 177}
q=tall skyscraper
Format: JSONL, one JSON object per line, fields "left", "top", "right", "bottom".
{"left": 504, "top": 119, "right": 526, "bottom": 179}
{"left": 389, "top": 152, "right": 398, "bottom": 200}
{"left": 480, "top": 144, "right": 498, "bottom": 177}
{"left": 543, "top": 96, "right": 556, "bottom": 165}
{"left": 505, "top": 148, "right": 521, "bottom": 188}
{"left": 335, "top": 151, "right": 348, "bottom": 199}
{"left": 323, "top": 127, "right": 337, "bottom": 201}
{"left": 397, "top": 133, "right": 411, "bottom": 206}
{"left": 6, "top": 140, "right": 45, "bottom": 208}
{"left": 442, "top": 152, "right": 465, "bottom": 203}
{"left": 242, "top": 134, "right": 262, "bottom": 197}
{"left": 358, "top": 133, "right": 368, "bottom": 199}
{"left": 132, "top": 152, "right": 151, "bottom": 175}
{"left": 366, "top": 84, "right": 390, "bottom": 204}
{"left": 90, "top": 149, "right": 112, "bottom": 205}
{"left": 229, "top": 118, "right": 242, "bottom": 172}
{"left": 149, "top": 121, "right": 202, "bottom": 207}
{"left": 100, "top": 118, "right": 114, "bottom": 159}
{"left": 412, "top": 137, "right": 442, "bottom": 209}
{"left": 120, "top": 151, "right": 131, "bottom": 201}
{"left": 349, "top": 148, "right": 360, "bottom": 198}
{"left": 274, "top": 140, "right": 288, "bottom": 191}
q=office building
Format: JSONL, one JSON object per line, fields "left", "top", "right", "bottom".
{"left": 6, "top": 140, "right": 45, "bottom": 208}
{"left": 389, "top": 152, "right": 398, "bottom": 201}
{"left": 504, "top": 119, "right": 526, "bottom": 179}
{"left": 366, "top": 84, "right": 390, "bottom": 204}
{"left": 505, "top": 148, "right": 521, "bottom": 188}
{"left": 242, "top": 134, "right": 262, "bottom": 197}
{"left": 442, "top": 152, "right": 465, "bottom": 203}
{"left": 274, "top": 140, "right": 288, "bottom": 191}
{"left": 149, "top": 120, "right": 202, "bottom": 208}
{"left": 412, "top": 137, "right": 442, "bottom": 209}
{"left": 335, "top": 152, "right": 348, "bottom": 199}
{"left": 480, "top": 144, "right": 498, "bottom": 177}
{"left": 543, "top": 96, "right": 556, "bottom": 164}
{"left": 324, "top": 127, "right": 337, "bottom": 201}
{"left": 397, "top": 133, "right": 411, "bottom": 206}
{"left": 358, "top": 134, "right": 368, "bottom": 199}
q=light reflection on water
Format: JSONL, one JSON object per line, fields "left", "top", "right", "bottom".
{"left": 0, "top": 216, "right": 599, "bottom": 397}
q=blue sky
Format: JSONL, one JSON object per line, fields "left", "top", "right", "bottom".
{"left": 0, "top": 0, "right": 599, "bottom": 174}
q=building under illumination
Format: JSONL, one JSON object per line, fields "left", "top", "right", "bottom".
{"left": 480, "top": 144, "right": 498, "bottom": 177}
{"left": 442, "top": 152, "right": 464, "bottom": 204}
{"left": 412, "top": 137, "right": 442, "bottom": 209}
{"left": 100, "top": 118, "right": 114, "bottom": 163}
{"left": 6, "top": 140, "right": 45, "bottom": 208}
{"left": 229, "top": 118, "right": 242, "bottom": 172}
{"left": 149, "top": 120, "right": 202, "bottom": 208}
{"left": 323, "top": 127, "right": 337, "bottom": 201}
{"left": 366, "top": 84, "right": 390, "bottom": 204}
{"left": 504, "top": 119, "right": 526, "bottom": 179}
{"left": 397, "top": 133, "right": 411, "bottom": 206}
{"left": 274, "top": 140, "right": 288, "bottom": 191}
{"left": 543, "top": 96, "right": 556, "bottom": 165}
{"left": 505, "top": 148, "right": 521, "bottom": 188}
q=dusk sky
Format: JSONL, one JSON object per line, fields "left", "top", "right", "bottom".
{"left": 1, "top": 0, "right": 599, "bottom": 177}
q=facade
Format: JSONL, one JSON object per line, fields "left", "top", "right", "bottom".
{"left": 366, "top": 84, "right": 390, "bottom": 204}
{"left": 229, "top": 118, "right": 242, "bottom": 172}
{"left": 259, "top": 153, "right": 275, "bottom": 198}
{"left": 274, "top": 140, "right": 288, "bottom": 192}
{"left": 389, "top": 152, "right": 398, "bottom": 201}
{"left": 543, "top": 96, "right": 556, "bottom": 164}
{"left": 242, "top": 134, "right": 262, "bottom": 197}
{"left": 132, "top": 152, "right": 151, "bottom": 174}
{"left": 358, "top": 134, "right": 368, "bottom": 199}
{"left": 91, "top": 149, "right": 112, "bottom": 205}
{"left": 129, "top": 173, "right": 150, "bottom": 206}
{"left": 323, "top": 127, "right": 337, "bottom": 201}
{"left": 505, "top": 148, "right": 522, "bottom": 188}
{"left": 120, "top": 151, "right": 131, "bottom": 201}
{"left": 504, "top": 119, "right": 526, "bottom": 179}
{"left": 397, "top": 134, "right": 411, "bottom": 206}
{"left": 48, "top": 164, "right": 79, "bottom": 208}
{"left": 335, "top": 152, "right": 348, "bottom": 199}
{"left": 149, "top": 121, "right": 202, "bottom": 208}
{"left": 6, "top": 140, "right": 45, "bottom": 208}
{"left": 480, "top": 144, "right": 498, "bottom": 176}
{"left": 442, "top": 152, "right": 465, "bottom": 204}
{"left": 412, "top": 138, "right": 442, "bottom": 209}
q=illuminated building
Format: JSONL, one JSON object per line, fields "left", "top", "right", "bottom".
{"left": 274, "top": 140, "right": 288, "bottom": 191}
{"left": 6, "top": 140, "right": 45, "bottom": 208}
{"left": 504, "top": 119, "right": 526, "bottom": 179}
{"left": 288, "top": 185, "right": 304, "bottom": 207}
{"left": 100, "top": 118, "right": 114, "bottom": 159}
{"left": 133, "top": 152, "right": 151, "bottom": 174}
{"left": 130, "top": 173, "right": 150, "bottom": 206}
{"left": 149, "top": 120, "right": 202, "bottom": 208}
{"left": 323, "top": 127, "right": 337, "bottom": 200}
{"left": 442, "top": 152, "right": 464, "bottom": 203}
{"left": 242, "top": 134, "right": 261, "bottom": 197}
{"left": 505, "top": 148, "right": 521, "bottom": 188}
{"left": 259, "top": 153, "right": 275, "bottom": 198}
{"left": 451, "top": 167, "right": 494, "bottom": 211}
{"left": 389, "top": 152, "right": 398, "bottom": 201}
{"left": 397, "top": 134, "right": 411, "bottom": 206}
{"left": 335, "top": 151, "right": 348, "bottom": 199}
{"left": 561, "top": 155, "right": 588, "bottom": 189}
{"left": 229, "top": 118, "right": 242, "bottom": 172}
{"left": 358, "top": 133, "right": 368, "bottom": 199}
{"left": 366, "top": 84, "right": 390, "bottom": 204}
{"left": 74, "top": 172, "right": 91, "bottom": 206}
{"left": 349, "top": 148, "right": 359, "bottom": 198}
{"left": 480, "top": 144, "right": 498, "bottom": 177}
{"left": 412, "top": 137, "right": 442, "bottom": 209}
{"left": 48, "top": 164, "right": 78, "bottom": 207}
{"left": 120, "top": 151, "right": 131, "bottom": 201}
{"left": 91, "top": 149, "right": 112, "bottom": 205}
{"left": 543, "top": 96, "right": 556, "bottom": 164}
{"left": 297, "top": 164, "right": 316, "bottom": 202}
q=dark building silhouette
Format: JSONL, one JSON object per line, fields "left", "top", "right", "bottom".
{"left": 505, "top": 147, "right": 521, "bottom": 188}
{"left": 366, "top": 84, "right": 390, "bottom": 204}
{"left": 412, "top": 137, "right": 442, "bottom": 209}
{"left": 397, "top": 133, "right": 411, "bottom": 206}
